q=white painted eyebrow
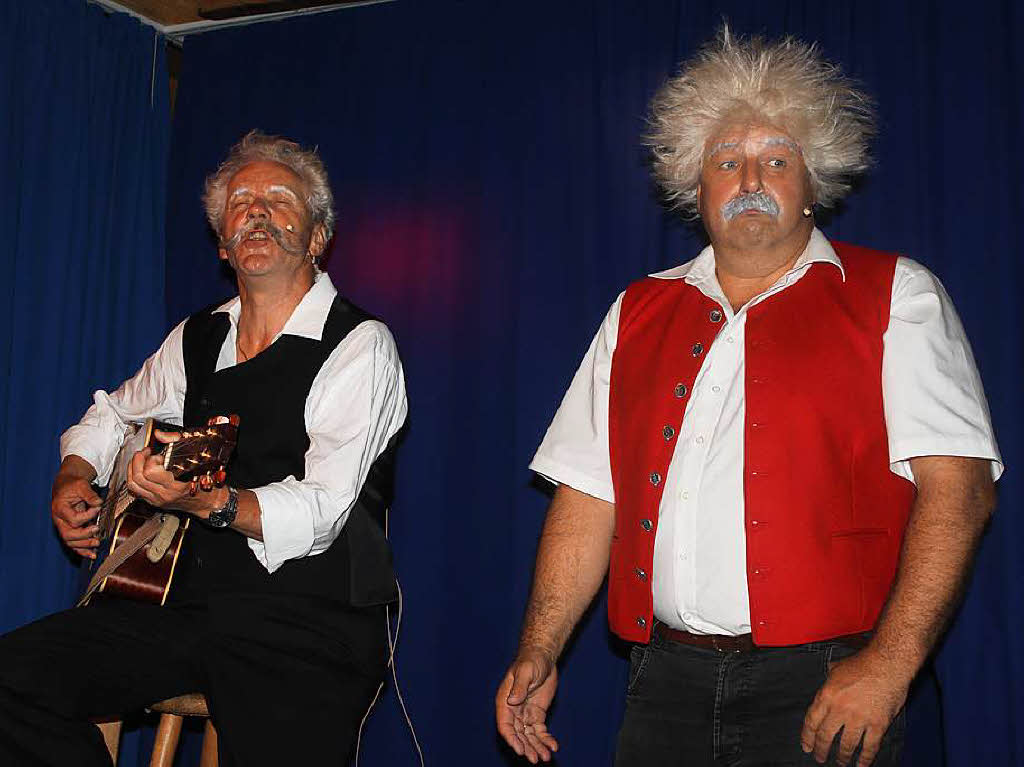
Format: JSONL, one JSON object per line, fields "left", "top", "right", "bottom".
{"left": 227, "top": 185, "right": 302, "bottom": 200}
{"left": 706, "top": 136, "right": 801, "bottom": 157}
{"left": 707, "top": 141, "right": 739, "bottom": 157}
{"left": 266, "top": 184, "right": 301, "bottom": 199}
{"left": 760, "top": 136, "right": 800, "bottom": 152}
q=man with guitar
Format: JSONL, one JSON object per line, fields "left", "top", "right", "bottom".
{"left": 0, "top": 131, "right": 407, "bottom": 766}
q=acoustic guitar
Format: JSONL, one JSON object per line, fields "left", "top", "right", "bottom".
{"left": 82, "top": 415, "right": 239, "bottom": 606}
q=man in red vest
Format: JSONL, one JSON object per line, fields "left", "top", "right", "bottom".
{"left": 496, "top": 27, "right": 1001, "bottom": 767}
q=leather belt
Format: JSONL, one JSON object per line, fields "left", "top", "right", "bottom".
{"left": 654, "top": 622, "right": 870, "bottom": 653}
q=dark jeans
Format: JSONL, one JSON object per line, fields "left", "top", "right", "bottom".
{"left": 615, "top": 632, "right": 905, "bottom": 767}
{"left": 0, "top": 594, "right": 388, "bottom": 767}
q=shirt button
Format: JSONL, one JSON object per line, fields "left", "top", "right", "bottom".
{"left": 640, "top": 519, "right": 653, "bottom": 532}
{"left": 650, "top": 472, "right": 661, "bottom": 486}
{"left": 674, "top": 383, "right": 688, "bottom": 398}
{"left": 712, "top": 385, "right": 721, "bottom": 393}
{"left": 691, "top": 342, "right": 704, "bottom": 357}
{"left": 709, "top": 309, "right": 723, "bottom": 323}
{"left": 662, "top": 425, "right": 675, "bottom": 440}
{"left": 726, "top": 337, "right": 735, "bottom": 344}
{"left": 683, "top": 612, "right": 694, "bottom": 621}
{"left": 695, "top": 435, "right": 705, "bottom": 445}
{"left": 681, "top": 491, "right": 689, "bottom": 500}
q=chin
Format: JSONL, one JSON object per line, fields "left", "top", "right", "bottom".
{"left": 729, "top": 218, "right": 775, "bottom": 241}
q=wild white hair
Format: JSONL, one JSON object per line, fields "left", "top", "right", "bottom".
{"left": 647, "top": 26, "right": 876, "bottom": 218}
{"left": 202, "top": 130, "right": 336, "bottom": 241}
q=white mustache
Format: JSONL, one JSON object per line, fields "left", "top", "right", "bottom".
{"left": 721, "top": 192, "right": 780, "bottom": 221}
{"left": 221, "top": 219, "right": 305, "bottom": 256}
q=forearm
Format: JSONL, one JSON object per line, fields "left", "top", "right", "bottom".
{"left": 867, "top": 456, "right": 995, "bottom": 680}
{"left": 173, "top": 485, "right": 263, "bottom": 541}
{"left": 57, "top": 454, "right": 98, "bottom": 483}
{"left": 518, "top": 485, "right": 616, "bottom": 662}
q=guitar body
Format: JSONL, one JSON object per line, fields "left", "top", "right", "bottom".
{"left": 97, "top": 509, "right": 190, "bottom": 605}
{"left": 82, "top": 415, "right": 238, "bottom": 607}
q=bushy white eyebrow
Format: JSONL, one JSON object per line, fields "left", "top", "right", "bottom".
{"left": 227, "top": 184, "right": 301, "bottom": 200}
{"left": 706, "top": 141, "right": 739, "bottom": 157}
{"left": 706, "top": 136, "right": 800, "bottom": 159}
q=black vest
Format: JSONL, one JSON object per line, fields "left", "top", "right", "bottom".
{"left": 170, "top": 295, "right": 399, "bottom": 607}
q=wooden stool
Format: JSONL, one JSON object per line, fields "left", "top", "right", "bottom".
{"left": 96, "top": 693, "right": 218, "bottom": 767}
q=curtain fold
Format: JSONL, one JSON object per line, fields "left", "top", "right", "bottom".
{"left": 168, "top": 1, "right": 1019, "bottom": 765}
{"left": 0, "top": 0, "right": 168, "bottom": 639}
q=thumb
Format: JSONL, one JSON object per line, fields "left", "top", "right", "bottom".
{"left": 84, "top": 485, "right": 102, "bottom": 506}
{"left": 506, "top": 659, "right": 542, "bottom": 706}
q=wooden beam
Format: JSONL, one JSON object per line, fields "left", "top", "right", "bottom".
{"left": 110, "top": 0, "right": 204, "bottom": 25}
{"left": 198, "top": 1, "right": 364, "bottom": 20}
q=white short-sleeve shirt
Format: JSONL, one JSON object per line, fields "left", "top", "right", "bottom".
{"left": 530, "top": 229, "right": 1003, "bottom": 635}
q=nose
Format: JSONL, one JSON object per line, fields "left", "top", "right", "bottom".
{"left": 740, "top": 160, "right": 762, "bottom": 194}
{"left": 245, "top": 197, "right": 270, "bottom": 220}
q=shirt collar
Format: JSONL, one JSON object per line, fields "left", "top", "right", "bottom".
{"left": 650, "top": 227, "right": 846, "bottom": 285}
{"left": 212, "top": 271, "right": 338, "bottom": 341}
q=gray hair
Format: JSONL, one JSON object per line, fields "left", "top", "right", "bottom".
{"left": 202, "top": 130, "right": 336, "bottom": 241}
{"left": 647, "top": 26, "right": 876, "bottom": 218}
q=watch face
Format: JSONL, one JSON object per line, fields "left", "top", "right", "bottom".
{"left": 207, "top": 488, "right": 238, "bottom": 528}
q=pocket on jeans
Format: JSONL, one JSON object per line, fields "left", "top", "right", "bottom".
{"left": 824, "top": 641, "right": 860, "bottom": 675}
{"left": 626, "top": 644, "right": 652, "bottom": 696}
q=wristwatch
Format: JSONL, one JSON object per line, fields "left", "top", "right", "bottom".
{"left": 204, "top": 486, "right": 239, "bottom": 528}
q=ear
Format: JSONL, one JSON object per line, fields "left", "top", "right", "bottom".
{"left": 307, "top": 223, "right": 328, "bottom": 258}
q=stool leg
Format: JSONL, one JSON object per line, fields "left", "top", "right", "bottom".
{"left": 199, "top": 719, "right": 219, "bottom": 767}
{"left": 150, "top": 713, "right": 184, "bottom": 767}
{"left": 96, "top": 720, "right": 122, "bottom": 765}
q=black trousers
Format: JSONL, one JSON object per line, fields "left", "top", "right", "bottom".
{"left": 615, "top": 631, "right": 905, "bottom": 767}
{"left": 0, "top": 593, "right": 388, "bottom": 766}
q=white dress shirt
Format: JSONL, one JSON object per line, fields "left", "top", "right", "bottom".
{"left": 61, "top": 272, "right": 408, "bottom": 574}
{"left": 530, "top": 229, "right": 1002, "bottom": 635}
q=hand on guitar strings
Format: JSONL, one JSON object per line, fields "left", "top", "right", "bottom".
{"left": 125, "top": 430, "right": 229, "bottom": 521}
{"left": 51, "top": 455, "right": 102, "bottom": 559}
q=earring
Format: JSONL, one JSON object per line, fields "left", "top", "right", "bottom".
{"left": 802, "top": 207, "right": 813, "bottom": 217}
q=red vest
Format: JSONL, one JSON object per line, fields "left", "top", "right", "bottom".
{"left": 607, "top": 242, "right": 916, "bottom": 646}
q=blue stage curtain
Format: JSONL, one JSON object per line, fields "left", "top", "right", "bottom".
{"left": 0, "top": 0, "right": 169, "bottom": 760}
{"left": 161, "top": 1, "right": 1019, "bottom": 765}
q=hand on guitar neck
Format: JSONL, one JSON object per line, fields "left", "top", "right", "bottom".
{"left": 125, "top": 429, "right": 231, "bottom": 518}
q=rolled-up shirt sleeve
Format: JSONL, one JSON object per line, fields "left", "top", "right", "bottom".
{"left": 247, "top": 320, "right": 408, "bottom": 572}
{"left": 882, "top": 257, "right": 1003, "bottom": 483}
{"left": 59, "top": 321, "right": 188, "bottom": 485}
{"left": 528, "top": 294, "right": 622, "bottom": 504}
